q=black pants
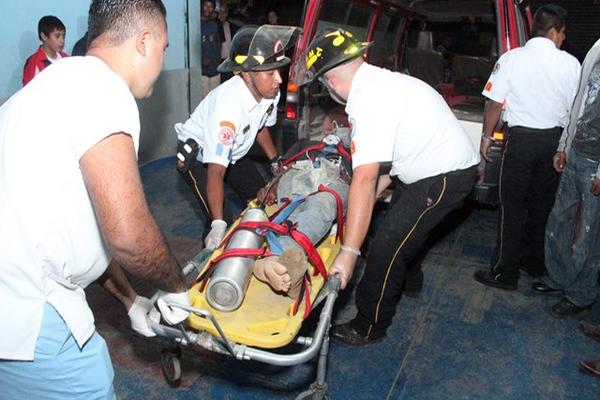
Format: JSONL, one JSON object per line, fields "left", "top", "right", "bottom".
{"left": 352, "top": 166, "right": 477, "bottom": 339}
{"left": 491, "top": 126, "right": 562, "bottom": 281}
{"left": 179, "top": 157, "right": 267, "bottom": 225}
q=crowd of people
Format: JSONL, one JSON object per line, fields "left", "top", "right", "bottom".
{"left": 1, "top": 0, "right": 599, "bottom": 398}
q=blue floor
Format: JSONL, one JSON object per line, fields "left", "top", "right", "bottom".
{"left": 88, "top": 157, "right": 600, "bottom": 399}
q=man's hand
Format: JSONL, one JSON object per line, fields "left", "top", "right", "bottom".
{"left": 127, "top": 296, "right": 160, "bottom": 337}
{"left": 330, "top": 250, "right": 359, "bottom": 290}
{"left": 156, "top": 291, "right": 191, "bottom": 325}
{"left": 591, "top": 176, "right": 600, "bottom": 196}
{"left": 257, "top": 186, "right": 276, "bottom": 206}
{"left": 205, "top": 219, "right": 227, "bottom": 250}
{"left": 553, "top": 151, "right": 567, "bottom": 173}
{"left": 480, "top": 137, "right": 493, "bottom": 162}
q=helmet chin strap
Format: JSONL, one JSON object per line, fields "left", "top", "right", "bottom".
{"left": 318, "top": 76, "right": 347, "bottom": 105}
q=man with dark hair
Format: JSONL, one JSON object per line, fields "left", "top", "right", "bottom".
{"left": 474, "top": 4, "right": 581, "bottom": 290}
{"left": 295, "top": 28, "right": 479, "bottom": 345}
{"left": 176, "top": 25, "right": 299, "bottom": 250}
{"left": 0, "top": 1, "right": 189, "bottom": 398}
{"left": 23, "top": 15, "right": 68, "bottom": 85}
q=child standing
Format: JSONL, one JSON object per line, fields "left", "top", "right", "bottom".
{"left": 23, "top": 16, "right": 68, "bottom": 86}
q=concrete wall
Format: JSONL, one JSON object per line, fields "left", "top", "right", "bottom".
{"left": 0, "top": 0, "right": 204, "bottom": 164}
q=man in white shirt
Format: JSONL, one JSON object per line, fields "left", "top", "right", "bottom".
{"left": 295, "top": 28, "right": 479, "bottom": 345}
{"left": 176, "top": 25, "right": 299, "bottom": 250}
{"left": 0, "top": 1, "right": 190, "bottom": 398}
{"left": 474, "top": 5, "right": 581, "bottom": 290}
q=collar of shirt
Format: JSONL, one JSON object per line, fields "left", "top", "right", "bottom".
{"left": 345, "top": 62, "right": 370, "bottom": 126}
{"left": 525, "top": 36, "right": 557, "bottom": 51}
{"left": 234, "top": 74, "right": 275, "bottom": 115}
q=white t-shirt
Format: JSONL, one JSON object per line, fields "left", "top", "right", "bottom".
{"left": 482, "top": 37, "right": 581, "bottom": 129}
{"left": 0, "top": 56, "right": 140, "bottom": 360}
{"left": 346, "top": 63, "right": 479, "bottom": 184}
{"left": 174, "top": 75, "right": 278, "bottom": 167}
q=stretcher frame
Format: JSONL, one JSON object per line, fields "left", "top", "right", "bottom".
{"left": 150, "top": 245, "right": 341, "bottom": 400}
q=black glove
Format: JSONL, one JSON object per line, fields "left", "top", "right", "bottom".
{"left": 176, "top": 138, "right": 199, "bottom": 174}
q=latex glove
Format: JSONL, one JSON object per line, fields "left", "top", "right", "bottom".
{"left": 205, "top": 219, "right": 227, "bottom": 250}
{"left": 330, "top": 249, "right": 359, "bottom": 290}
{"left": 156, "top": 291, "right": 191, "bottom": 325}
{"left": 127, "top": 295, "right": 160, "bottom": 337}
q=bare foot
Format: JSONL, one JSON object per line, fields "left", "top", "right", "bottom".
{"left": 253, "top": 256, "right": 292, "bottom": 292}
{"left": 279, "top": 248, "right": 308, "bottom": 299}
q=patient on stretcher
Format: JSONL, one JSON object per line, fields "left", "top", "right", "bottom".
{"left": 252, "top": 127, "right": 351, "bottom": 298}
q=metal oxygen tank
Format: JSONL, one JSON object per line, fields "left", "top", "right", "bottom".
{"left": 206, "top": 207, "right": 268, "bottom": 312}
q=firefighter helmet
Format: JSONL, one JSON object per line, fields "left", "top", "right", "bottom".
{"left": 293, "top": 28, "right": 372, "bottom": 86}
{"left": 217, "top": 25, "right": 300, "bottom": 73}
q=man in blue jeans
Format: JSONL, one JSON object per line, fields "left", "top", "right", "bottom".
{"left": 533, "top": 38, "right": 600, "bottom": 319}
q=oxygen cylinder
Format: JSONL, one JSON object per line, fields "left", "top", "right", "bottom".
{"left": 206, "top": 207, "right": 268, "bottom": 312}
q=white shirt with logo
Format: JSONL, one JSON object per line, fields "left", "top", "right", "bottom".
{"left": 346, "top": 63, "right": 479, "bottom": 184}
{"left": 0, "top": 56, "right": 140, "bottom": 360}
{"left": 482, "top": 37, "right": 581, "bottom": 129}
{"left": 175, "top": 75, "right": 278, "bottom": 167}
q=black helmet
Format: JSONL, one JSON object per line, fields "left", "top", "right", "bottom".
{"left": 293, "top": 28, "right": 372, "bottom": 86}
{"left": 218, "top": 25, "right": 300, "bottom": 73}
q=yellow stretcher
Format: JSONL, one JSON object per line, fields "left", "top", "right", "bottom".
{"left": 151, "top": 204, "right": 342, "bottom": 400}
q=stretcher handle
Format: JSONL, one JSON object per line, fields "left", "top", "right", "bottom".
{"left": 312, "top": 274, "right": 341, "bottom": 309}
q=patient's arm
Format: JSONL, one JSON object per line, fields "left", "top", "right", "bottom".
{"left": 97, "top": 259, "right": 137, "bottom": 310}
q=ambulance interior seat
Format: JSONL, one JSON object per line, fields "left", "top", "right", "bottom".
{"left": 450, "top": 55, "right": 494, "bottom": 96}
{"left": 406, "top": 31, "right": 444, "bottom": 88}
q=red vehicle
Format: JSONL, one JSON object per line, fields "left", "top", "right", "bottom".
{"left": 283, "top": 0, "right": 533, "bottom": 205}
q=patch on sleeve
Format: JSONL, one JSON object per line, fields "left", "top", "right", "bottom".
{"left": 492, "top": 62, "right": 500, "bottom": 74}
{"left": 218, "top": 120, "right": 236, "bottom": 146}
{"left": 484, "top": 81, "right": 493, "bottom": 92}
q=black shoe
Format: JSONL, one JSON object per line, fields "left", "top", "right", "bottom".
{"left": 330, "top": 323, "right": 384, "bottom": 346}
{"left": 519, "top": 265, "right": 544, "bottom": 278}
{"left": 473, "top": 269, "right": 518, "bottom": 291}
{"left": 551, "top": 297, "right": 593, "bottom": 319}
{"left": 532, "top": 282, "right": 562, "bottom": 294}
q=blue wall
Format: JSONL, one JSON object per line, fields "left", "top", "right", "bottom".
{"left": 0, "top": 0, "right": 189, "bottom": 101}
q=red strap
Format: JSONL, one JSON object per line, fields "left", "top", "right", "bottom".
{"left": 291, "top": 273, "right": 312, "bottom": 319}
{"left": 336, "top": 142, "right": 351, "bottom": 161}
{"left": 269, "top": 197, "right": 292, "bottom": 221}
{"left": 316, "top": 184, "right": 345, "bottom": 244}
{"left": 289, "top": 228, "right": 328, "bottom": 279}
{"left": 282, "top": 143, "right": 326, "bottom": 166}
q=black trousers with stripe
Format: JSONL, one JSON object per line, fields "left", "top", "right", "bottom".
{"left": 351, "top": 166, "right": 477, "bottom": 339}
{"left": 490, "top": 126, "right": 562, "bottom": 281}
{"left": 179, "top": 157, "right": 267, "bottom": 225}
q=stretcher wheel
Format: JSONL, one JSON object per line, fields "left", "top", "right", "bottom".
{"left": 160, "top": 348, "right": 182, "bottom": 387}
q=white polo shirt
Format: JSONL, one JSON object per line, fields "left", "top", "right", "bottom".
{"left": 175, "top": 75, "right": 278, "bottom": 167}
{"left": 346, "top": 63, "right": 479, "bottom": 184}
{"left": 0, "top": 56, "right": 139, "bottom": 360}
{"left": 482, "top": 37, "right": 581, "bottom": 129}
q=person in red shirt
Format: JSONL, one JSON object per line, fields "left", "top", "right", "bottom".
{"left": 22, "top": 15, "right": 68, "bottom": 86}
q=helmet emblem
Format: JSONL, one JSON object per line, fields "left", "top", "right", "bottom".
{"left": 306, "top": 47, "right": 323, "bottom": 69}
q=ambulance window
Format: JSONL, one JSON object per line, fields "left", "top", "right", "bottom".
{"left": 370, "top": 13, "right": 404, "bottom": 69}
{"left": 318, "top": 1, "right": 370, "bottom": 41}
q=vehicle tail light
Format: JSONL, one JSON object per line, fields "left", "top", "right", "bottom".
{"left": 285, "top": 104, "right": 297, "bottom": 119}
{"left": 285, "top": 82, "right": 299, "bottom": 120}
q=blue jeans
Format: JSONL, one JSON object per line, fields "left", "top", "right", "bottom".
{"left": 545, "top": 149, "right": 600, "bottom": 307}
{"left": 0, "top": 304, "right": 115, "bottom": 400}
{"left": 278, "top": 179, "right": 349, "bottom": 251}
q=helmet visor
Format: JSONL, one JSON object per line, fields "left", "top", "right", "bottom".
{"left": 244, "top": 25, "right": 301, "bottom": 71}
